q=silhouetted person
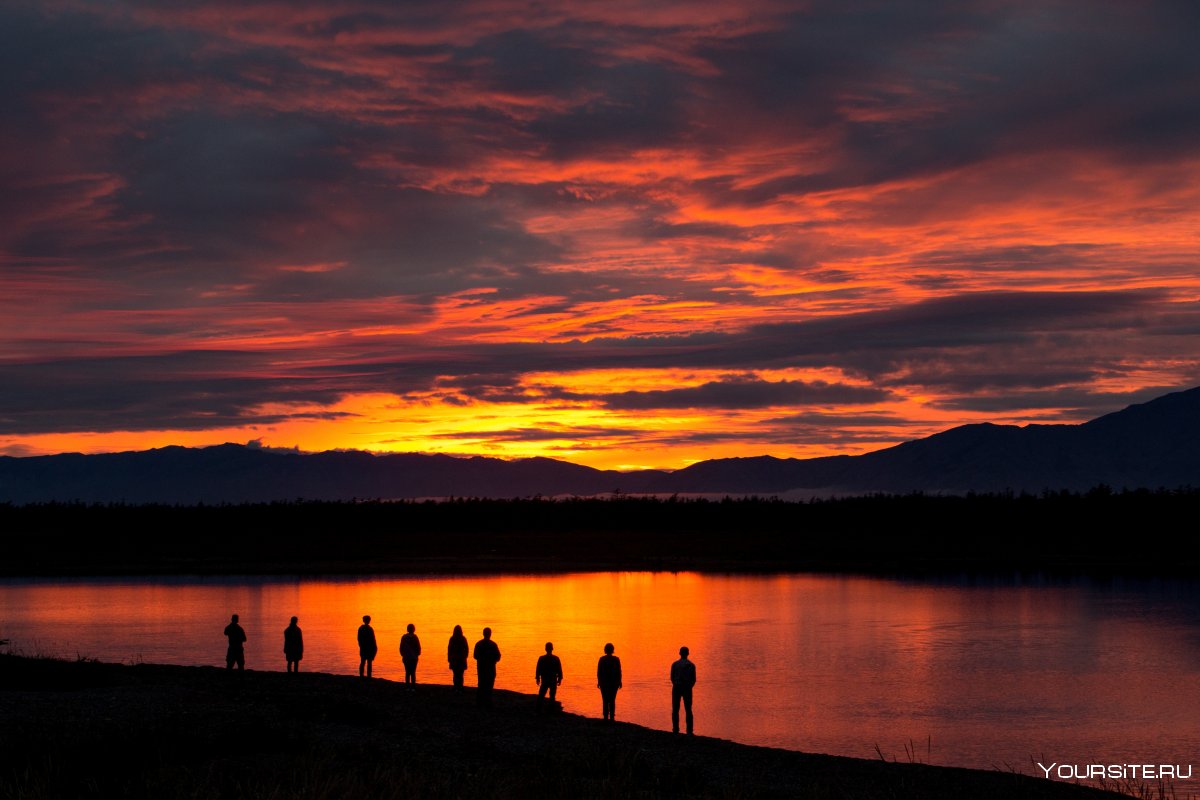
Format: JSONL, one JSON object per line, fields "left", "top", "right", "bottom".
{"left": 224, "top": 613, "right": 247, "bottom": 671}
{"left": 358, "top": 615, "right": 378, "bottom": 677}
{"left": 448, "top": 625, "right": 469, "bottom": 689}
{"left": 284, "top": 616, "right": 303, "bottom": 673}
{"left": 473, "top": 627, "right": 501, "bottom": 706}
{"left": 597, "top": 642, "right": 622, "bottom": 721}
{"left": 400, "top": 623, "right": 421, "bottom": 685}
{"left": 670, "top": 646, "right": 696, "bottom": 734}
{"left": 535, "top": 642, "right": 563, "bottom": 711}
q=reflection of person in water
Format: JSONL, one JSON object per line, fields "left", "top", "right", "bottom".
{"left": 670, "top": 646, "right": 696, "bottom": 735}
{"left": 358, "top": 615, "right": 378, "bottom": 677}
{"left": 284, "top": 616, "right": 303, "bottom": 673}
{"left": 597, "top": 642, "right": 622, "bottom": 721}
{"left": 535, "top": 642, "right": 563, "bottom": 711}
{"left": 400, "top": 623, "right": 421, "bottom": 685}
{"left": 224, "top": 613, "right": 247, "bottom": 671}
{"left": 473, "top": 627, "right": 501, "bottom": 706}
{"left": 448, "top": 625, "right": 469, "bottom": 689}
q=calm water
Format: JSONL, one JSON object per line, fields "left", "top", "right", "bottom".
{"left": 2, "top": 572, "right": 1198, "bottom": 784}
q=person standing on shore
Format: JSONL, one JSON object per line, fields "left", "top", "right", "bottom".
{"left": 447, "top": 625, "right": 469, "bottom": 689}
{"left": 358, "top": 615, "right": 378, "bottom": 678}
{"left": 473, "top": 627, "right": 501, "bottom": 706}
{"left": 284, "top": 616, "right": 303, "bottom": 673}
{"left": 597, "top": 642, "right": 622, "bottom": 721}
{"left": 535, "top": 642, "right": 563, "bottom": 712}
{"left": 670, "top": 646, "right": 696, "bottom": 735}
{"left": 400, "top": 623, "right": 421, "bottom": 686}
{"left": 224, "top": 614, "right": 247, "bottom": 671}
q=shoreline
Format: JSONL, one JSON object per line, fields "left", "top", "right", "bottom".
{"left": 0, "top": 653, "right": 1128, "bottom": 798}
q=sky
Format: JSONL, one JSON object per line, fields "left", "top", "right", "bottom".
{"left": 2, "top": 0, "right": 1199, "bottom": 470}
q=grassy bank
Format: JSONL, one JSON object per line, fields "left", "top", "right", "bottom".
{"left": 0, "top": 654, "right": 1128, "bottom": 799}
{"left": 2, "top": 491, "right": 1200, "bottom": 577}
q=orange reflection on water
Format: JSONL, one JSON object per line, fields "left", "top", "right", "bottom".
{"left": 3, "top": 572, "right": 1199, "bottom": 786}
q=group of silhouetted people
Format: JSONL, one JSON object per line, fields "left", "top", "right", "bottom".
{"left": 222, "top": 613, "right": 697, "bottom": 733}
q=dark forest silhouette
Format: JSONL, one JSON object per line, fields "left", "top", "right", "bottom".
{"left": 3, "top": 489, "right": 1199, "bottom": 576}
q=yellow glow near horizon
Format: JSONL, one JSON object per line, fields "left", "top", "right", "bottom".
{"left": 0, "top": 374, "right": 1088, "bottom": 470}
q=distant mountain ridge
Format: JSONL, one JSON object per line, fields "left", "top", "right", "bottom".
{"left": 663, "top": 386, "right": 1200, "bottom": 494}
{"left": 2, "top": 386, "right": 1198, "bottom": 503}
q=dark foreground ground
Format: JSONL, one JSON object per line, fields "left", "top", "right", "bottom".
{"left": 0, "top": 655, "right": 1127, "bottom": 800}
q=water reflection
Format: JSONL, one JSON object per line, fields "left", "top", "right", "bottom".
{"left": 1, "top": 572, "right": 1198, "bottom": 784}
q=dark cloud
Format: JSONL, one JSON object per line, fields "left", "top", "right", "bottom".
{"left": 598, "top": 377, "right": 889, "bottom": 410}
{"left": 761, "top": 412, "right": 903, "bottom": 428}
{"left": 686, "top": 2, "right": 1200, "bottom": 203}
{"left": 930, "top": 385, "right": 1193, "bottom": 414}
{"left": 450, "top": 28, "right": 601, "bottom": 98}
{"left": 5, "top": 288, "right": 1168, "bottom": 434}
{"left": 912, "top": 244, "right": 1117, "bottom": 273}
{"left": 431, "top": 426, "right": 637, "bottom": 442}
{"left": 0, "top": 352, "right": 351, "bottom": 434}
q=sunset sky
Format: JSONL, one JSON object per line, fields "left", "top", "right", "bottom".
{"left": 3, "top": 0, "right": 1199, "bottom": 470}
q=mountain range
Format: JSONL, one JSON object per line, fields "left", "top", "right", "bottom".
{"left": 2, "top": 386, "right": 1198, "bottom": 503}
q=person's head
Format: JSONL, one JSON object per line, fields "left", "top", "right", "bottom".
{"left": 604, "top": 642, "right": 614, "bottom": 655}
{"left": 407, "top": 623, "right": 415, "bottom": 633}
{"left": 363, "top": 615, "right": 371, "bottom": 624}
{"left": 483, "top": 627, "right": 492, "bottom": 639}
{"left": 545, "top": 642, "right": 553, "bottom": 653}
{"left": 679, "top": 646, "right": 689, "bottom": 657}
{"left": 453, "top": 624, "right": 462, "bottom": 636}
{"left": 231, "top": 614, "right": 239, "bottom": 623}
{"left": 290, "top": 616, "right": 298, "bottom": 625}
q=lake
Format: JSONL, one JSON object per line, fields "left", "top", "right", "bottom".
{"left": 2, "top": 572, "right": 1198, "bottom": 786}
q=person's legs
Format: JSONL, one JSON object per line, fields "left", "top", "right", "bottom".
{"left": 359, "top": 657, "right": 366, "bottom": 677}
{"left": 682, "top": 688, "right": 693, "bottom": 734}
{"left": 453, "top": 668, "right": 464, "bottom": 688}
{"left": 478, "top": 670, "right": 494, "bottom": 706}
{"left": 671, "top": 687, "right": 681, "bottom": 732}
{"left": 366, "top": 657, "right": 373, "bottom": 678}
